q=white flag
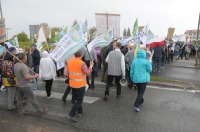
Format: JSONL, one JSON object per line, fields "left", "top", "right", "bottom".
{"left": 36, "top": 27, "right": 46, "bottom": 50}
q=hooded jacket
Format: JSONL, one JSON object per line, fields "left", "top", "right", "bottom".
{"left": 130, "top": 49, "right": 152, "bottom": 83}
{"left": 39, "top": 51, "right": 56, "bottom": 80}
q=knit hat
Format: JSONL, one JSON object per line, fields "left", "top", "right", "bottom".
{"left": 8, "top": 47, "right": 16, "bottom": 52}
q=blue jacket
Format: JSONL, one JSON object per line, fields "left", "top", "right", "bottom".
{"left": 130, "top": 49, "right": 152, "bottom": 83}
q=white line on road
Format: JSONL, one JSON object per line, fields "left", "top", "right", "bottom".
{"left": 33, "top": 90, "right": 100, "bottom": 104}
{"left": 147, "top": 85, "right": 200, "bottom": 93}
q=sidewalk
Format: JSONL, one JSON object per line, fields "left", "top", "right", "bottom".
{"left": 167, "top": 58, "right": 197, "bottom": 68}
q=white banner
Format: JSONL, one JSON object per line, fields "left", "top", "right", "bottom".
{"left": 125, "top": 25, "right": 148, "bottom": 46}
{"left": 50, "top": 24, "right": 86, "bottom": 63}
{"left": 87, "top": 28, "right": 114, "bottom": 52}
{"left": 56, "top": 61, "right": 65, "bottom": 70}
{"left": 95, "top": 13, "right": 120, "bottom": 38}
{"left": 36, "top": 27, "right": 46, "bottom": 50}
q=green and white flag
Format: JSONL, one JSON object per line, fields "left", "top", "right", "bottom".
{"left": 87, "top": 28, "right": 114, "bottom": 52}
{"left": 0, "top": 45, "right": 6, "bottom": 56}
{"left": 50, "top": 24, "right": 86, "bottom": 62}
{"left": 10, "top": 37, "right": 19, "bottom": 47}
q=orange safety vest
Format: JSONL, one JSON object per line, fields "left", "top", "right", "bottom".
{"left": 68, "top": 58, "right": 86, "bottom": 88}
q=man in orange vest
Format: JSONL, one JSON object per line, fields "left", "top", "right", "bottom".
{"left": 67, "top": 50, "right": 94, "bottom": 122}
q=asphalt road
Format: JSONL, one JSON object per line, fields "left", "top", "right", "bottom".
{"left": 0, "top": 79, "right": 200, "bottom": 132}
{"left": 153, "top": 65, "right": 200, "bottom": 88}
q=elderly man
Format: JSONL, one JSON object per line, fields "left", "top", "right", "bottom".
{"left": 103, "top": 42, "right": 125, "bottom": 100}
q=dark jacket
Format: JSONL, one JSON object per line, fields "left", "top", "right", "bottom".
{"left": 4, "top": 52, "right": 14, "bottom": 62}
{"left": 121, "top": 48, "right": 128, "bottom": 56}
{"left": 153, "top": 46, "right": 162, "bottom": 59}
{"left": 31, "top": 49, "right": 41, "bottom": 66}
{"left": 197, "top": 45, "right": 200, "bottom": 52}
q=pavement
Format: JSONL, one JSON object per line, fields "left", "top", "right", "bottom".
{"left": 167, "top": 58, "right": 198, "bottom": 69}
{"left": 0, "top": 77, "right": 200, "bottom": 132}
{"left": 0, "top": 59, "right": 199, "bottom": 132}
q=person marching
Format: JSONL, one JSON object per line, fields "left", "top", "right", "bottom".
{"left": 130, "top": 49, "right": 152, "bottom": 112}
{"left": 14, "top": 53, "right": 46, "bottom": 116}
{"left": 67, "top": 50, "right": 94, "bottom": 122}
{"left": 82, "top": 47, "right": 97, "bottom": 89}
{"left": 39, "top": 51, "right": 56, "bottom": 99}
{"left": 103, "top": 41, "right": 125, "bottom": 101}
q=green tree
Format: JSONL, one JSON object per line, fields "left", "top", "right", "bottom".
{"left": 127, "top": 28, "right": 131, "bottom": 37}
{"left": 123, "top": 28, "right": 127, "bottom": 37}
{"left": 88, "top": 27, "right": 97, "bottom": 42}
{"left": 17, "top": 32, "right": 29, "bottom": 42}
{"left": 51, "top": 27, "right": 61, "bottom": 39}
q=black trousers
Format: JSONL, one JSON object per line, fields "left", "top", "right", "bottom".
{"left": 45, "top": 79, "right": 53, "bottom": 97}
{"left": 85, "top": 60, "right": 96, "bottom": 87}
{"left": 69, "top": 87, "right": 85, "bottom": 117}
{"left": 62, "top": 85, "right": 75, "bottom": 101}
{"left": 134, "top": 83, "right": 147, "bottom": 108}
{"left": 105, "top": 75, "right": 122, "bottom": 96}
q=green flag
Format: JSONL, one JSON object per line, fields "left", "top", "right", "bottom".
{"left": 132, "top": 19, "right": 138, "bottom": 36}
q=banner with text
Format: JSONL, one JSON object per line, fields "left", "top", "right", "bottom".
{"left": 87, "top": 28, "right": 114, "bottom": 52}
{"left": 125, "top": 25, "right": 148, "bottom": 46}
{"left": 50, "top": 24, "right": 86, "bottom": 62}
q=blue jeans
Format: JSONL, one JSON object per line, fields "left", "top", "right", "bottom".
{"left": 153, "top": 58, "right": 161, "bottom": 72}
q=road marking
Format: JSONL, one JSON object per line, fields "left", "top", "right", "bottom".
{"left": 147, "top": 85, "right": 200, "bottom": 93}
{"left": 33, "top": 90, "right": 100, "bottom": 104}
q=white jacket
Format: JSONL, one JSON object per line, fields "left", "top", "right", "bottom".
{"left": 39, "top": 51, "right": 56, "bottom": 80}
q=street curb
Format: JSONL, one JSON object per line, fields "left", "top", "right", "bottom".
{"left": 167, "top": 65, "right": 198, "bottom": 69}
{"left": 149, "top": 81, "right": 195, "bottom": 90}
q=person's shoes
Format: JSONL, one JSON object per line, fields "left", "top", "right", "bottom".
{"left": 38, "top": 108, "right": 48, "bottom": 115}
{"left": 116, "top": 95, "right": 122, "bottom": 99}
{"left": 67, "top": 115, "right": 78, "bottom": 122}
{"left": 91, "top": 85, "right": 95, "bottom": 89}
{"left": 134, "top": 107, "right": 140, "bottom": 112}
{"left": 47, "top": 96, "right": 53, "bottom": 99}
{"left": 103, "top": 95, "right": 109, "bottom": 101}
{"left": 61, "top": 99, "right": 66, "bottom": 102}
{"left": 8, "top": 107, "right": 17, "bottom": 111}
{"left": 101, "top": 80, "right": 105, "bottom": 82}
{"left": 194, "top": 64, "right": 198, "bottom": 66}
{"left": 77, "top": 114, "right": 82, "bottom": 117}
{"left": 0, "top": 85, "right": 5, "bottom": 90}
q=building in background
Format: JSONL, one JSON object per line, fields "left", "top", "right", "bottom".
{"left": 29, "top": 25, "right": 40, "bottom": 42}
{"left": 184, "top": 30, "right": 200, "bottom": 41}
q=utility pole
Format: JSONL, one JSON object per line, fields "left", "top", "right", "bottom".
{"left": 197, "top": 12, "right": 200, "bottom": 41}
{"left": 0, "top": 0, "right": 3, "bottom": 18}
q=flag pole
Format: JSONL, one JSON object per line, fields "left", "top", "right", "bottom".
{"left": 3, "top": 47, "right": 36, "bottom": 74}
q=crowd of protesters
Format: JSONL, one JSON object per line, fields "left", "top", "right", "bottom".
{"left": 0, "top": 40, "right": 200, "bottom": 121}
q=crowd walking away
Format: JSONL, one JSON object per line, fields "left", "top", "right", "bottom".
{"left": 0, "top": 40, "right": 199, "bottom": 121}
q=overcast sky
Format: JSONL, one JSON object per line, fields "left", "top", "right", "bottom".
{"left": 2, "top": 0, "right": 200, "bottom": 38}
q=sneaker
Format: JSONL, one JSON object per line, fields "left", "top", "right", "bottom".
{"left": 103, "top": 95, "right": 109, "bottom": 101}
{"left": 61, "top": 99, "right": 66, "bottom": 102}
{"left": 134, "top": 107, "right": 140, "bottom": 112}
{"left": 67, "top": 115, "right": 78, "bottom": 122}
{"left": 0, "top": 85, "right": 5, "bottom": 90}
{"left": 47, "top": 96, "right": 53, "bottom": 99}
{"left": 116, "top": 95, "right": 122, "bottom": 99}
{"left": 77, "top": 114, "right": 82, "bottom": 117}
{"left": 38, "top": 108, "right": 48, "bottom": 115}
